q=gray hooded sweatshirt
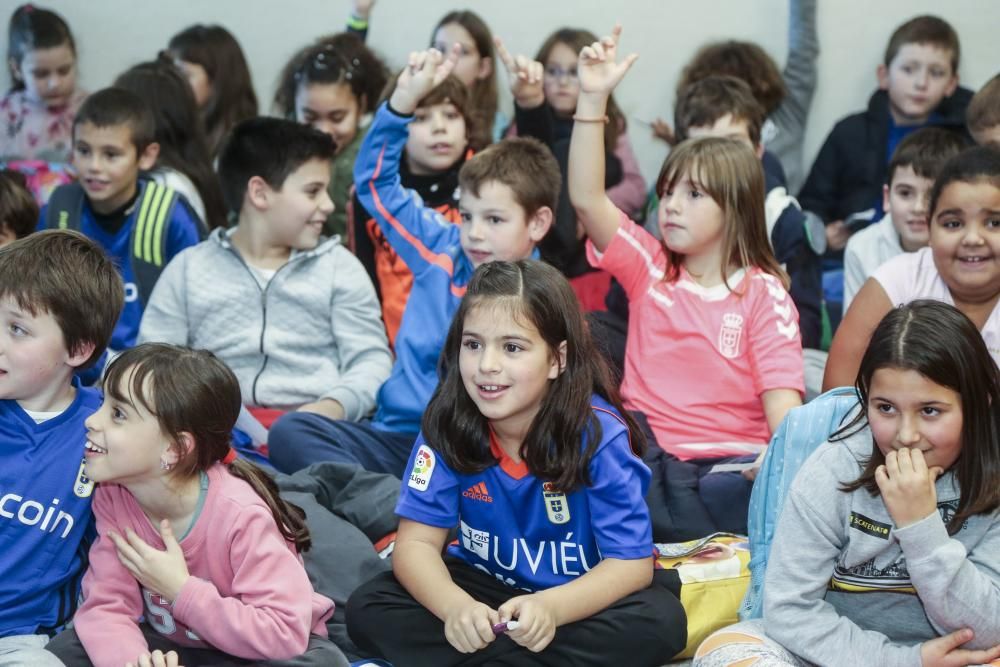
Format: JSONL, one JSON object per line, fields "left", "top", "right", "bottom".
{"left": 138, "top": 228, "right": 392, "bottom": 419}
{"left": 763, "top": 427, "right": 1000, "bottom": 667}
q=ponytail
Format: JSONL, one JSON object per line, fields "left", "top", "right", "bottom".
{"left": 226, "top": 458, "right": 312, "bottom": 553}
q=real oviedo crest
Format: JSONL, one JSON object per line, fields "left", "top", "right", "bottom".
{"left": 718, "top": 312, "right": 744, "bottom": 359}
{"left": 542, "top": 482, "right": 570, "bottom": 525}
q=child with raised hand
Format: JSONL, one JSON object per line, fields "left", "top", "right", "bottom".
{"left": 115, "top": 59, "right": 227, "bottom": 231}
{"left": 44, "top": 343, "right": 348, "bottom": 667}
{"left": 166, "top": 25, "right": 258, "bottom": 157}
{"left": 695, "top": 300, "right": 1000, "bottom": 667}
{"left": 347, "top": 260, "right": 686, "bottom": 666}
{"left": 274, "top": 34, "right": 388, "bottom": 237}
{"left": 1, "top": 4, "right": 85, "bottom": 163}
{"left": 267, "top": 46, "right": 559, "bottom": 479}
{"left": 431, "top": 11, "right": 502, "bottom": 148}
{"left": 569, "top": 27, "right": 804, "bottom": 537}
{"left": 825, "top": 144, "right": 1000, "bottom": 390}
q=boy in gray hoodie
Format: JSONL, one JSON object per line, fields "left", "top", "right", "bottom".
{"left": 139, "top": 117, "right": 392, "bottom": 423}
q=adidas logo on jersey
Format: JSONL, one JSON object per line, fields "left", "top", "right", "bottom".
{"left": 462, "top": 481, "right": 493, "bottom": 503}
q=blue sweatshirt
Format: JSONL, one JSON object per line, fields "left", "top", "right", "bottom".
{"left": 354, "top": 103, "right": 475, "bottom": 434}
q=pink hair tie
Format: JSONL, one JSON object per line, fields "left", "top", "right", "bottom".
{"left": 222, "top": 448, "right": 238, "bottom": 465}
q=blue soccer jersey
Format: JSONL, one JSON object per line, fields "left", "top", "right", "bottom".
{"left": 396, "top": 396, "right": 653, "bottom": 592}
{"left": 0, "top": 380, "right": 100, "bottom": 637}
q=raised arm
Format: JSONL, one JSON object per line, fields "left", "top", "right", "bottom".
{"left": 568, "top": 26, "right": 638, "bottom": 252}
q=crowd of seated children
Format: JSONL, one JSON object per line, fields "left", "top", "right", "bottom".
{"left": 267, "top": 46, "right": 559, "bottom": 480}
{"left": 842, "top": 126, "right": 969, "bottom": 309}
{"left": 0, "top": 2, "right": 997, "bottom": 665}
{"left": 799, "top": 15, "right": 972, "bottom": 259}
{"left": 825, "top": 143, "right": 1000, "bottom": 390}
{"left": 138, "top": 117, "right": 392, "bottom": 429}
{"left": 500, "top": 28, "right": 646, "bottom": 310}
{"left": 0, "top": 230, "right": 123, "bottom": 666}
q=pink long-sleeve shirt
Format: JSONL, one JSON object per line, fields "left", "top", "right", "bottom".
{"left": 74, "top": 464, "right": 333, "bottom": 667}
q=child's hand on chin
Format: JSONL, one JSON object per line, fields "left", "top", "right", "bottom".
{"left": 498, "top": 594, "right": 557, "bottom": 653}
{"left": 443, "top": 598, "right": 500, "bottom": 653}
{"left": 389, "top": 46, "right": 460, "bottom": 116}
{"left": 125, "top": 649, "right": 182, "bottom": 667}
{"left": 875, "top": 447, "right": 943, "bottom": 528}
{"left": 108, "top": 519, "right": 190, "bottom": 603}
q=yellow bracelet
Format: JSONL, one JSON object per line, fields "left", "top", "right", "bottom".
{"left": 572, "top": 114, "right": 609, "bottom": 123}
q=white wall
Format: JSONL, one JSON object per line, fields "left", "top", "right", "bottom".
{"left": 9, "top": 0, "right": 997, "bottom": 188}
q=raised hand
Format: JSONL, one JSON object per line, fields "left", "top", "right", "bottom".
{"left": 576, "top": 25, "right": 638, "bottom": 98}
{"left": 389, "top": 46, "right": 460, "bottom": 116}
{"left": 494, "top": 37, "right": 545, "bottom": 108}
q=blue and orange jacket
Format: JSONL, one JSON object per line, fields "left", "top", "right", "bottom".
{"left": 351, "top": 143, "right": 467, "bottom": 347}
{"left": 353, "top": 103, "right": 475, "bottom": 434}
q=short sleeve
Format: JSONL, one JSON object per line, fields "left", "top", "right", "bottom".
{"left": 395, "top": 437, "right": 461, "bottom": 529}
{"left": 872, "top": 250, "right": 921, "bottom": 306}
{"left": 585, "top": 212, "right": 664, "bottom": 301}
{"left": 748, "top": 273, "right": 805, "bottom": 396}
{"left": 585, "top": 430, "right": 653, "bottom": 561}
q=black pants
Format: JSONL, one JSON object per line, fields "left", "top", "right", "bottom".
{"left": 346, "top": 558, "right": 686, "bottom": 667}
{"left": 45, "top": 625, "right": 349, "bottom": 667}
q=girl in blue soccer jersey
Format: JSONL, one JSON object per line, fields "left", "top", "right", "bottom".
{"left": 347, "top": 260, "right": 686, "bottom": 666}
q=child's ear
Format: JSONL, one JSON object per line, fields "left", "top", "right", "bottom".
{"left": 548, "top": 340, "right": 568, "bottom": 379}
{"left": 66, "top": 341, "right": 96, "bottom": 370}
{"left": 138, "top": 142, "right": 160, "bottom": 171}
{"left": 246, "top": 175, "right": 272, "bottom": 211}
{"left": 883, "top": 183, "right": 891, "bottom": 214}
{"left": 754, "top": 142, "right": 765, "bottom": 159}
{"left": 527, "top": 206, "right": 553, "bottom": 243}
{"left": 164, "top": 432, "right": 196, "bottom": 468}
{"left": 477, "top": 56, "right": 493, "bottom": 81}
{"left": 944, "top": 72, "right": 959, "bottom": 98}
{"left": 876, "top": 64, "right": 890, "bottom": 90}
{"left": 0, "top": 226, "right": 16, "bottom": 248}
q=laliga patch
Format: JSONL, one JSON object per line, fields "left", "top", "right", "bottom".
{"left": 74, "top": 458, "right": 94, "bottom": 498}
{"left": 850, "top": 511, "right": 891, "bottom": 540}
{"left": 407, "top": 445, "right": 435, "bottom": 491}
{"left": 542, "top": 482, "right": 570, "bottom": 524}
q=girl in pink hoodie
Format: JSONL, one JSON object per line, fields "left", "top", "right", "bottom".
{"left": 45, "top": 343, "right": 347, "bottom": 667}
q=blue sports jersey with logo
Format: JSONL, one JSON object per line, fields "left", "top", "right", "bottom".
{"left": 396, "top": 396, "right": 653, "bottom": 592}
{"left": 0, "top": 380, "right": 100, "bottom": 636}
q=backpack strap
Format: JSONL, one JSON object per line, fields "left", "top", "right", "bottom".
{"left": 129, "top": 180, "right": 179, "bottom": 306}
{"left": 44, "top": 182, "right": 87, "bottom": 231}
